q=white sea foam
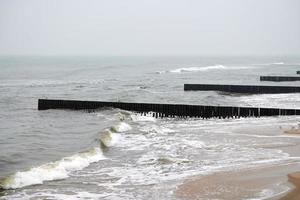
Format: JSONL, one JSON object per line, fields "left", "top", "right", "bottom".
{"left": 232, "top": 133, "right": 300, "bottom": 138}
{"left": 253, "top": 183, "right": 292, "bottom": 200}
{"left": 38, "top": 191, "right": 111, "bottom": 200}
{"left": 156, "top": 65, "right": 229, "bottom": 74}
{"left": 0, "top": 147, "right": 105, "bottom": 189}
{"left": 116, "top": 111, "right": 132, "bottom": 121}
{"left": 0, "top": 79, "right": 104, "bottom": 87}
{"left": 99, "top": 122, "right": 132, "bottom": 147}
{"left": 238, "top": 93, "right": 300, "bottom": 109}
{"left": 137, "top": 154, "right": 191, "bottom": 166}
{"left": 253, "top": 62, "right": 285, "bottom": 66}
{"left": 139, "top": 125, "right": 175, "bottom": 135}
{"left": 130, "top": 114, "right": 156, "bottom": 122}
{"left": 257, "top": 184, "right": 291, "bottom": 200}
{"left": 99, "top": 129, "right": 121, "bottom": 147}
{"left": 272, "top": 62, "right": 284, "bottom": 65}
{"left": 111, "top": 122, "right": 132, "bottom": 132}
{"left": 169, "top": 65, "right": 227, "bottom": 73}
{"left": 182, "top": 139, "right": 206, "bottom": 148}
{"left": 1, "top": 190, "right": 112, "bottom": 200}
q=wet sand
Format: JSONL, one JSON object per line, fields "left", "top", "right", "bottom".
{"left": 176, "top": 163, "right": 300, "bottom": 200}
{"left": 279, "top": 172, "right": 300, "bottom": 200}
{"left": 176, "top": 125, "right": 300, "bottom": 199}
{"left": 283, "top": 127, "right": 300, "bottom": 135}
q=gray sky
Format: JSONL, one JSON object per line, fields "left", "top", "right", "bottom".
{"left": 0, "top": 0, "right": 299, "bottom": 56}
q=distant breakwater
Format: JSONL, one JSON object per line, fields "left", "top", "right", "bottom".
{"left": 38, "top": 99, "right": 300, "bottom": 119}
{"left": 184, "top": 84, "right": 300, "bottom": 94}
{"left": 260, "top": 76, "right": 300, "bottom": 82}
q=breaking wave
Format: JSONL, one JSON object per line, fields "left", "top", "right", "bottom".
{"left": 252, "top": 62, "right": 285, "bottom": 66}
{"left": 0, "top": 79, "right": 104, "bottom": 87}
{"left": 0, "top": 120, "right": 132, "bottom": 190}
{"left": 0, "top": 147, "right": 105, "bottom": 189}
{"left": 156, "top": 65, "right": 227, "bottom": 74}
{"left": 99, "top": 122, "right": 132, "bottom": 147}
{"left": 110, "top": 122, "right": 132, "bottom": 133}
{"left": 130, "top": 114, "right": 157, "bottom": 122}
{"left": 99, "top": 129, "right": 120, "bottom": 147}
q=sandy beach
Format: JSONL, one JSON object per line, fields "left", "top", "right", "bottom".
{"left": 283, "top": 127, "right": 300, "bottom": 135}
{"left": 280, "top": 172, "right": 300, "bottom": 200}
{"left": 176, "top": 162, "right": 300, "bottom": 200}
{"left": 176, "top": 126, "right": 300, "bottom": 200}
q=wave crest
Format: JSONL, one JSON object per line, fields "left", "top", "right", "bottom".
{"left": 157, "top": 65, "right": 227, "bottom": 74}
{"left": 0, "top": 147, "right": 105, "bottom": 189}
{"left": 99, "top": 129, "right": 120, "bottom": 147}
{"left": 110, "top": 122, "right": 132, "bottom": 133}
{"left": 130, "top": 114, "right": 156, "bottom": 122}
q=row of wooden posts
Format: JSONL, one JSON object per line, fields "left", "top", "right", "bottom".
{"left": 38, "top": 98, "right": 300, "bottom": 119}
{"left": 185, "top": 70, "right": 300, "bottom": 93}
{"left": 260, "top": 70, "right": 300, "bottom": 82}
{"left": 184, "top": 84, "right": 300, "bottom": 94}
{"left": 38, "top": 70, "right": 300, "bottom": 118}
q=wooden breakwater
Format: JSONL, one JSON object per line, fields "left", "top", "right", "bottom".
{"left": 260, "top": 76, "right": 300, "bottom": 82}
{"left": 184, "top": 84, "right": 300, "bottom": 94}
{"left": 38, "top": 99, "right": 300, "bottom": 119}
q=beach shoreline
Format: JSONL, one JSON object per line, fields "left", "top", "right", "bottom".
{"left": 176, "top": 160, "right": 300, "bottom": 200}
{"left": 277, "top": 171, "right": 300, "bottom": 200}
{"left": 176, "top": 126, "right": 300, "bottom": 200}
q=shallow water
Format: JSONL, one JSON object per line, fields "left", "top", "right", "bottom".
{"left": 1, "top": 56, "right": 300, "bottom": 199}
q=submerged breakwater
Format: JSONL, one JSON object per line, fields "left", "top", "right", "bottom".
{"left": 38, "top": 99, "right": 300, "bottom": 119}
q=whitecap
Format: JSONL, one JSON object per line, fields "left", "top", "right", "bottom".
{"left": 111, "top": 122, "right": 132, "bottom": 132}
{"left": 99, "top": 129, "right": 120, "bottom": 147}
{"left": 273, "top": 62, "right": 284, "bottom": 65}
{"left": 169, "top": 65, "right": 227, "bottom": 73}
{"left": 139, "top": 125, "right": 175, "bottom": 135}
{"left": 0, "top": 147, "right": 105, "bottom": 189}
{"left": 156, "top": 65, "right": 228, "bottom": 74}
{"left": 252, "top": 62, "right": 285, "bottom": 66}
{"left": 130, "top": 114, "right": 156, "bottom": 122}
{"left": 182, "top": 139, "right": 206, "bottom": 148}
{"left": 0, "top": 79, "right": 104, "bottom": 87}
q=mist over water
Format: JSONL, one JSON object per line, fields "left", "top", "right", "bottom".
{"left": 1, "top": 0, "right": 300, "bottom": 56}
{"left": 1, "top": 0, "right": 299, "bottom": 198}
{"left": 1, "top": 56, "right": 300, "bottom": 199}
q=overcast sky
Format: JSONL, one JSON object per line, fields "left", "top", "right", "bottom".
{"left": 0, "top": 0, "right": 299, "bottom": 56}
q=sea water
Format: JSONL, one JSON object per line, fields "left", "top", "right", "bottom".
{"left": 1, "top": 56, "right": 300, "bottom": 199}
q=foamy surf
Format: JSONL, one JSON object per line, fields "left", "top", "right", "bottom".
{"left": 0, "top": 79, "right": 104, "bottom": 87}
{"left": 182, "top": 139, "right": 206, "bottom": 148}
{"left": 99, "top": 122, "right": 131, "bottom": 147}
{"left": 170, "top": 65, "right": 227, "bottom": 73}
{"left": 157, "top": 65, "right": 227, "bottom": 74}
{"left": 110, "top": 122, "right": 132, "bottom": 132}
{"left": 130, "top": 114, "right": 156, "bottom": 122}
{"left": 99, "top": 129, "right": 121, "bottom": 147}
{"left": 252, "top": 62, "right": 285, "bottom": 66}
{"left": 0, "top": 147, "right": 105, "bottom": 190}
{"left": 273, "top": 62, "right": 284, "bottom": 65}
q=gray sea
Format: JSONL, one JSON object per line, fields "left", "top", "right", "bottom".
{"left": 1, "top": 56, "right": 300, "bottom": 199}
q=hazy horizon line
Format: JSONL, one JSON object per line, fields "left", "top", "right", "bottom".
{"left": 0, "top": 53, "right": 299, "bottom": 58}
